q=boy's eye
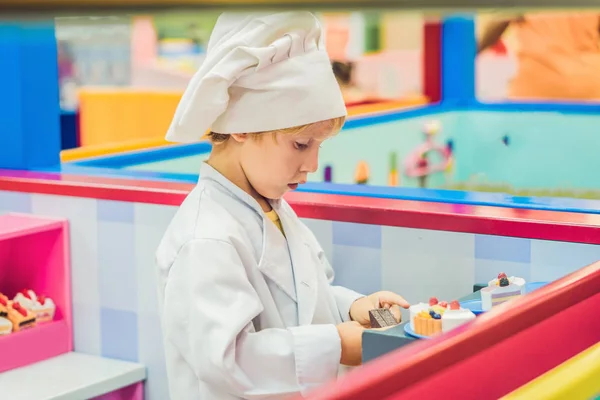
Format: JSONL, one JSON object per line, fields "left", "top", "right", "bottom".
{"left": 294, "top": 142, "right": 309, "bottom": 150}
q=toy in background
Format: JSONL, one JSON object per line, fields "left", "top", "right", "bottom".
{"left": 324, "top": 165, "right": 333, "bottom": 183}
{"left": 331, "top": 61, "right": 375, "bottom": 106}
{"left": 403, "top": 120, "right": 452, "bottom": 188}
{"left": 0, "top": 290, "right": 56, "bottom": 336}
{"left": 57, "top": 40, "right": 78, "bottom": 110}
{"left": 54, "top": 16, "right": 132, "bottom": 109}
{"left": 444, "top": 139, "right": 455, "bottom": 181}
{"left": 355, "top": 161, "right": 370, "bottom": 184}
{"left": 388, "top": 152, "right": 399, "bottom": 186}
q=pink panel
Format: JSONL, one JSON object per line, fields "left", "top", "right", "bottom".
{"left": 0, "top": 213, "right": 64, "bottom": 241}
{"left": 0, "top": 321, "right": 70, "bottom": 373}
{"left": 0, "top": 214, "right": 72, "bottom": 372}
{"left": 92, "top": 382, "right": 144, "bottom": 400}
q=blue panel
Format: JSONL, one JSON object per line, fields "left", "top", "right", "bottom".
{"left": 331, "top": 244, "right": 382, "bottom": 295}
{"left": 53, "top": 164, "right": 200, "bottom": 183}
{"left": 100, "top": 307, "right": 139, "bottom": 362}
{"left": 70, "top": 141, "right": 212, "bottom": 168}
{"left": 60, "top": 110, "right": 78, "bottom": 150}
{"left": 0, "top": 21, "right": 60, "bottom": 170}
{"left": 332, "top": 221, "right": 382, "bottom": 249}
{"left": 469, "top": 101, "right": 600, "bottom": 114}
{"left": 98, "top": 220, "right": 137, "bottom": 313}
{"left": 40, "top": 162, "right": 600, "bottom": 215}
{"left": 0, "top": 191, "right": 32, "bottom": 213}
{"left": 97, "top": 199, "right": 135, "bottom": 224}
{"left": 475, "top": 235, "right": 531, "bottom": 263}
{"left": 441, "top": 15, "right": 476, "bottom": 104}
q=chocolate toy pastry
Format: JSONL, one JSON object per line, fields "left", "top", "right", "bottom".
{"left": 7, "top": 302, "right": 36, "bottom": 332}
{"left": 369, "top": 308, "right": 398, "bottom": 328}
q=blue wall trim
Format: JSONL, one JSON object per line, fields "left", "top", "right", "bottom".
{"left": 71, "top": 141, "right": 212, "bottom": 168}
{"left": 43, "top": 164, "right": 600, "bottom": 215}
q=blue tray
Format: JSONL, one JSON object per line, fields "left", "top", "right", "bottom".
{"left": 404, "top": 323, "right": 431, "bottom": 339}
{"left": 460, "top": 281, "right": 549, "bottom": 314}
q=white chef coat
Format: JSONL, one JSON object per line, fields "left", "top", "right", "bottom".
{"left": 155, "top": 162, "right": 364, "bottom": 400}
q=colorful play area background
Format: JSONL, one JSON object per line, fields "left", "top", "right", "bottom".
{"left": 3, "top": 8, "right": 600, "bottom": 400}
{"left": 57, "top": 10, "right": 600, "bottom": 200}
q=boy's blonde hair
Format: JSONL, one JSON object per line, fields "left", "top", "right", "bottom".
{"left": 206, "top": 116, "right": 346, "bottom": 145}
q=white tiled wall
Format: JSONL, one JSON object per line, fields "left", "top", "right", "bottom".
{"left": 1, "top": 190, "right": 598, "bottom": 399}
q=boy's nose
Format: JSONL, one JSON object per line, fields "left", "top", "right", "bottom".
{"left": 301, "top": 148, "right": 319, "bottom": 173}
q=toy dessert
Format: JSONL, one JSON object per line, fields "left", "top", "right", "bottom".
{"left": 0, "top": 316, "right": 12, "bottom": 335}
{"left": 0, "top": 293, "right": 9, "bottom": 318}
{"left": 14, "top": 289, "right": 56, "bottom": 323}
{"left": 409, "top": 298, "right": 476, "bottom": 337}
{"left": 369, "top": 308, "right": 398, "bottom": 328}
{"left": 480, "top": 273, "right": 526, "bottom": 311}
{"left": 7, "top": 302, "right": 36, "bottom": 332}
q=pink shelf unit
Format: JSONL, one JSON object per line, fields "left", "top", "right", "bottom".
{"left": 0, "top": 213, "right": 73, "bottom": 373}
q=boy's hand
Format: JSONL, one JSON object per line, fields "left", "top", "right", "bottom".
{"left": 336, "top": 321, "right": 364, "bottom": 366}
{"left": 349, "top": 291, "right": 410, "bottom": 328}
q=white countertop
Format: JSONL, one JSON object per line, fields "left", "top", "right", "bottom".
{"left": 0, "top": 352, "right": 146, "bottom": 400}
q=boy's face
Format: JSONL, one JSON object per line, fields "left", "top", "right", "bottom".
{"left": 233, "top": 121, "right": 335, "bottom": 200}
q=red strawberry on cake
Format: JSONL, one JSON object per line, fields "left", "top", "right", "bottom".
{"left": 0, "top": 293, "right": 9, "bottom": 318}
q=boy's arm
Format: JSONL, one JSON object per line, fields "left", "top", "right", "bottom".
{"left": 162, "top": 239, "right": 341, "bottom": 399}
{"left": 318, "top": 252, "right": 365, "bottom": 322}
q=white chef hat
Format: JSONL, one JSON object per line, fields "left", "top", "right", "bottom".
{"left": 165, "top": 12, "right": 347, "bottom": 143}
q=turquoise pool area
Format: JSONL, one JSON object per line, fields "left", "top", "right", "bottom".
{"left": 60, "top": 103, "right": 600, "bottom": 214}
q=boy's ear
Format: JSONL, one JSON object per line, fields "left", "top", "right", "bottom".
{"left": 230, "top": 133, "right": 248, "bottom": 143}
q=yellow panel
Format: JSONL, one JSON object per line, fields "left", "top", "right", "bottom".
{"left": 78, "top": 89, "right": 182, "bottom": 148}
{"left": 78, "top": 90, "right": 119, "bottom": 147}
{"left": 501, "top": 342, "right": 600, "bottom": 400}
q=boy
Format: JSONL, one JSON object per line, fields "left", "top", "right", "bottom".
{"left": 155, "top": 12, "right": 409, "bottom": 400}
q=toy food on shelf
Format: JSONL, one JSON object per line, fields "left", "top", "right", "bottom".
{"left": 354, "top": 161, "right": 369, "bottom": 185}
{"left": 369, "top": 308, "right": 399, "bottom": 328}
{"left": 409, "top": 297, "right": 476, "bottom": 337}
{"left": 13, "top": 289, "right": 56, "bottom": 323}
{"left": 7, "top": 302, "right": 36, "bottom": 332}
{"left": 0, "top": 293, "right": 9, "bottom": 318}
{"left": 0, "top": 317, "right": 12, "bottom": 335}
{"left": 480, "top": 272, "right": 526, "bottom": 311}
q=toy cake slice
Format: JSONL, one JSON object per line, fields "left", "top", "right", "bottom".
{"left": 409, "top": 297, "right": 476, "bottom": 337}
{"left": 13, "top": 289, "right": 56, "bottom": 323}
{"left": 7, "top": 302, "right": 36, "bottom": 332}
{"left": 481, "top": 272, "right": 526, "bottom": 311}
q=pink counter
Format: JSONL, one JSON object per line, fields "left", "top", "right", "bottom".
{"left": 1, "top": 169, "right": 599, "bottom": 244}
